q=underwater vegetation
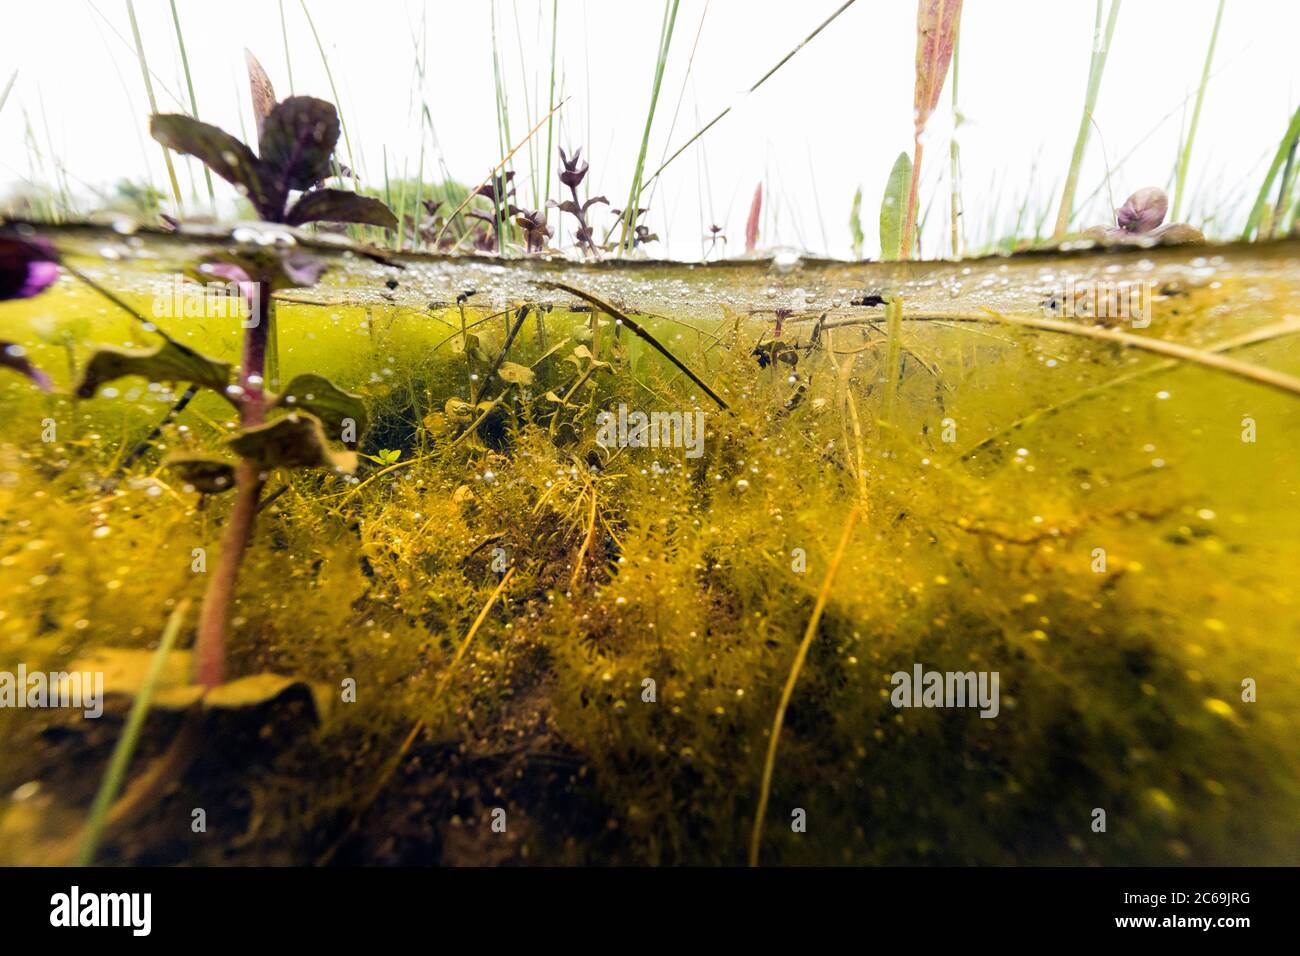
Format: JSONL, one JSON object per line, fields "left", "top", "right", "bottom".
{"left": 0, "top": 0, "right": 1298, "bottom": 869}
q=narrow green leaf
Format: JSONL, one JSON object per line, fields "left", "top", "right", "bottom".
{"left": 880, "top": 152, "right": 913, "bottom": 261}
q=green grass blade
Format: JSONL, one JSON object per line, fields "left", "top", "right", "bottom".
{"left": 1052, "top": 0, "right": 1121, "bottom": 238}
{"left": 1172, "top": 0, "right": 1224, "bottom": 221}
{"left": 126, "top": 0, "right": 183, "bottom": 213}
{"left": 75, "top": 599, "right": 191, "bottom": 866}
{"left": 168, "top": 0, "right": 215, "bottom": 207}
{"left": 1242, "top": 102, "right": 1300, "bottom": 240}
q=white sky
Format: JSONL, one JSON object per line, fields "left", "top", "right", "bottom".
{"left": 1, "top": 0, "right": 1296, "bottom": 259}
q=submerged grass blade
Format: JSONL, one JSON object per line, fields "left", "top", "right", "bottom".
{"left": 1171, "top": 0, "right": 1224, "bottom": 221}
{"left": 749, "top": 504, "right": 860, "bottom": 867}
{"left": 983, "top": 309, "right": 1300, "bottom": 398}
{"left": 75, "top": 598, "right": 191, "bottom": 866}
{"left": 1052, "top": 0, "right": 1121, "bottom": 238}
{"left": 543, "top": 281, "right": 729, "bottom": 409}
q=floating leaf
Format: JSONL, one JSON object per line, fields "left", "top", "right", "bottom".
{"left": 61, "top": 649, "right": 328, "bottom": 720}
{"left": 259, "top": 96, "right": 340, "bottom": 192}
{"left": 496, "top": 361, "right": 535, "bottom": 385}
{"left": 1, "top": 342, "right": 53, "bottom": 391}
{"left": 879, "top": 151, "right": 913, "bottom": 261}
{"left": 244, "top": 49, "right": 277, "bottom": 145}
{"left": 273, "top": 373, "right": 368, "bottom": 438}
{"left": 228, "top": 412, "right": 357, "bottom": 472}
{"left": 63, "top": 648, "right": 203, "bottom": 710}
{"left": 77, "top": 340, "right": 231, "bottom": 400}
{"left": 203, "top": 672, "right": 331, "bottom": 720}
{"left": 165, "top": 455, "right": 237, "bottom": 494}
{"left": 150, "top": 114, "right": 282, "bottom": 220}
{"left": 285, "top": 189, "right": 398, "bottom": 229}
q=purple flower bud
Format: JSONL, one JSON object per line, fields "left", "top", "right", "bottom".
{"left": 0, "top": 236, "right": 59, "bottom": 301}
{"left": 1116, "top": 187, "right": 1168, "bottom": 234}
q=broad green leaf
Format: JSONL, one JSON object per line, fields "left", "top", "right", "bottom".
{"left": 228, "top": 412, "right": 358, "bottom": 472}
{"left": 165, "top": 455, "right": 237, "bottom": 494}
{"left": 259, "top": 96, "right": 340, "bottom": 192}
{"left": 285, "top": 189, "right": 398, "bottom": 229}
{"left": 273, "top": 372, "right": 368, "bottom": 439}
{"left": 150, "top": 114, "right": 283, "bottom": 219}
{"left": 77, "top": 340, "right": 231, "bottom": 400}
{"left": 879, "top": 152, "right": 913, "bottom": 261}
{"left": 496, "top": 361, "right": 535, "bottom": 385}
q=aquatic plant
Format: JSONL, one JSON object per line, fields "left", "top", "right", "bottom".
{"left": 899, "top": 0, "right": 962, "bottom": 260}
{"left": 547, "top": 147, "right": 606, "bottom": 256}
{"left": 1082, "top": 186, "right": 1204, "bottom": 243}
{"left": 0, "top": 233, "right": 58, "bottom": 389}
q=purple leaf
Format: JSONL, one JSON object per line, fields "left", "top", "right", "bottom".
{"left": 1116, "top": 187, "right": 1169, "bottom": 234}
{"left": 150, "top": 114, "right": 283, "bottom": 219}
{"left": 281, "top": 253, "right": 327, "bottom": 288}
{"left": 259, "top": 96, "right": 341, "bottom": 193}
{"left": 285, "top": 189, "right": 398, "bottom": 229}
{"left": 1, "top": 341, "right": 54, "bottom": 391}
{"left": 0, "top": 236, "right": 59, "bottom": 301}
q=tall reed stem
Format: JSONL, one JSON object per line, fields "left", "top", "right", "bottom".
{"left": 1052, "top": 0, "right": 1121, "bottom": 238}
{"left": 1171, "top": 0, "right": 1225, "bottom": 221}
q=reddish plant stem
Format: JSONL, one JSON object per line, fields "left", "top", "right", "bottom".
{"left": 900, "top": 138, "right": 925, "bottom": 261}
{"left": 194, "top": 281, "right": 270, "bottom": 687}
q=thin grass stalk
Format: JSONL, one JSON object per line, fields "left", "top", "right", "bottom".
{"left": 168, "top": 0, "right": 215, "bottom": 207}
{"left": 949, "top": 33, "right": 961, "bottom": 257}
{"left": 620, "top": 0, "right": 680, "bottom": 253}
{"left": 126, "top": 0, "right": 183, "bottom": 213}
{"left": 279, "top": 0, "right": 295, "bottom": 93}
{"left": 299, "top": 0, "right": 355, "bottom": 178}
{"left": 644, "top": 0, "right": 857, "bottom": 190}
{"left": 543, "top": 0, "right": 559, "bottom": 210}
{"left": 1052, "top": 0, "right": 1121, "bottom": 238}
{"left": 0, "top": 69, "right": 17, "bottom": 116}
{"left": 1171, "top": 0, "right": 1224, "bottom": 221}
{"left": 75, "top": 599, "right": 191, "bottom": 865}
{"left": 749, "top": 505, "right": 860, "bottom": 866}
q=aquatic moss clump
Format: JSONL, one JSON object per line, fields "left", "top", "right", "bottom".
{"left": 1, "top": 255, "right": 1298, "bottom": 865}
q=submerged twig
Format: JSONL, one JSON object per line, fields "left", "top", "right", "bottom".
{"left": 541, "top": 281, "right": 729, "bottom": 409}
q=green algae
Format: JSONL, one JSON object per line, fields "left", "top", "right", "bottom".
{"left": 1, "top": 226, "right": 1298, "bottom": 864}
